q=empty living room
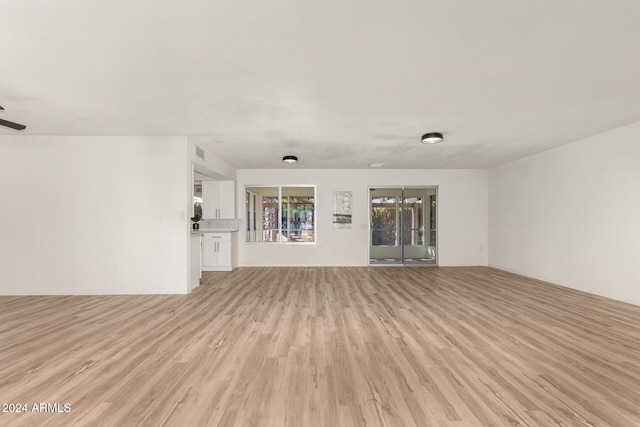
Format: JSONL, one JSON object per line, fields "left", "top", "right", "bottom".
{"left": 1, "top": 1, "right": 639, "bottom": 426}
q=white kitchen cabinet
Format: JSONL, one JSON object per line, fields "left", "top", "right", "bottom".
{"left": 217, "top": 241, "right": 232, "bottom": 267}
{"left": 201, "top": 232, "right": 236, "bottom": 271}
{"left": 202, "top": 238, "right": 218, "bottom": 267}
{"left": 202, "top": 180, "right": 235, "bottom": 219}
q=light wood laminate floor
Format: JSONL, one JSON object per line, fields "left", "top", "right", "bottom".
{"left": 1, "top": 267, "right": 640, "bottom": 426}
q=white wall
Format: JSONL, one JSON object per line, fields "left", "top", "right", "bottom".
{"left": 489, "top": 121, "right": 640, "bottom": 305}
{"left": 0, "top": 136, "right": 190, "bottom": 295}
{"left": 238, "top": 169, "right": 488, "bottom": 267}
{"left": 188, "top": 138, "right": 237, "bottom": 181}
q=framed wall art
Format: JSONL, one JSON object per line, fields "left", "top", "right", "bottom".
{"left": 333, "top": 191, "right": 352, "bottom": 229}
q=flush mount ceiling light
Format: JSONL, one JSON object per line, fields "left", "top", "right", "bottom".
{"left": 0, "top": 105, "right": 27, "bottom": 131}
{"left": 421, "top": 132, "right": 444, "bottom": 144}
{"left": 282, "top": 155, "right": 298, "bottom": 164}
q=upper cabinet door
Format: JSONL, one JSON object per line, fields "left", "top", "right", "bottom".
{"left": 202, "top": 180, "right": 236, "bottom": 219}
{"left": 201, "top": 181, "right": 218, "bottom": 219}
{"left": 217, "top": 181, "right": 236, "bottom": 219}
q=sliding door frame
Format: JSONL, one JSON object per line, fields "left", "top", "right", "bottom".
{"left": 367, "top": 185, "right": 438, "bottom": 266}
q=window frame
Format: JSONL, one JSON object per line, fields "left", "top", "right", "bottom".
{"left": 244, "top": 184, "right": 317, "bottom": 245}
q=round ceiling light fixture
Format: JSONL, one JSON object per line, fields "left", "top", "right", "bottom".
{"left": 421, "top": 132, "right": 444, "bottom": 144}
{"left": 282, "top": 155, "right": 298, "bottom": 164}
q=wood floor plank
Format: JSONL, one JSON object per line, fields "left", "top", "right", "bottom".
{"left": 1, "top": 266, "right": 640, "bottom": 426}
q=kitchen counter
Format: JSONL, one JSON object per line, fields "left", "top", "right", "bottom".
{"left": 191, "top": 228, "right": 239, "bottom": 236}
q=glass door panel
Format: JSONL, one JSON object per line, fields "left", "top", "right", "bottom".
{"left": 402, "top": 191, "right": 430, "bottom": 264}
{"left": 370, "top": 191, "right": 402, "bottom": 264}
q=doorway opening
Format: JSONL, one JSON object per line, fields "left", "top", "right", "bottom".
{"left": 369, "top": 187, "right": 437, "bottom": 265}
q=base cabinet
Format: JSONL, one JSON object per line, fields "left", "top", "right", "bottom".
{"left": 202, "top": 232, "right": 235, "bottom": 271}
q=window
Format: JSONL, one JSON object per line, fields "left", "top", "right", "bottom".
{"left": 245, "top": 186, "right": 315, "bottom": 243}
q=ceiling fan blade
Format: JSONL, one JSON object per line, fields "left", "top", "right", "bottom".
{"left": 0, "top": 105, "right": 5, "bottom": 110}
{"left": 0, "top": 118, "right": 26, "bottom": 131}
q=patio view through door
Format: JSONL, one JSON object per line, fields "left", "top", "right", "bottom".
{"left": 369, "top": 187, "right": 437, "bottom": 265}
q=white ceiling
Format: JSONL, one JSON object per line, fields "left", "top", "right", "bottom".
{"left": 2, "top": 1, "right": 640, "bottom": 169}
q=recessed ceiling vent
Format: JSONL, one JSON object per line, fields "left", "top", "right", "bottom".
{"left": 195, "top": 145, "right": 205, "bottom": 160}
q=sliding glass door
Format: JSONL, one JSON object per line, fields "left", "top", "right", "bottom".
{"left": 369, "top": 187, "right": 436, "bottom": 265}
